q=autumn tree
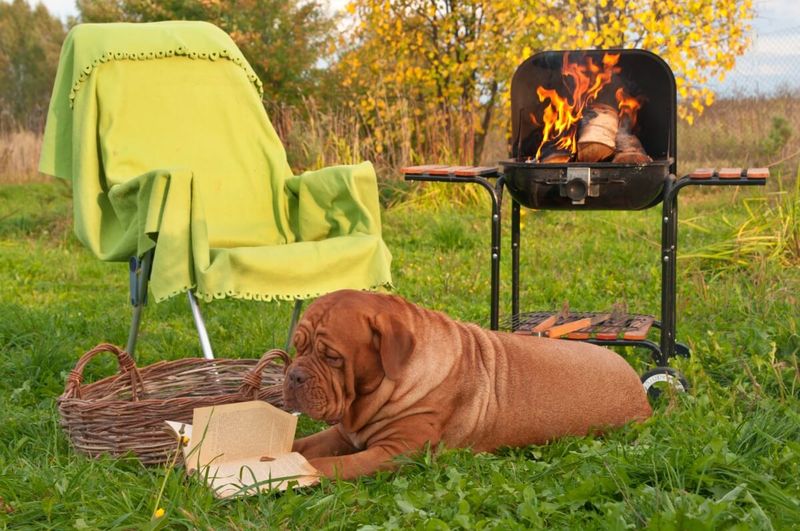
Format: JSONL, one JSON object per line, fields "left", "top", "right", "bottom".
{"left": 529, "top": 0, "right": 754, "bottom": 125}
{"left": 336, "top": 0, "right": 754, "bottom": 164}
{"left": 0, "top": 0, "right": 66, "bottom": 130}
{"left": 334, "top": 1, "right": 520, "bottom": 165}
{"left": 77, "top": 0, "right": 335, "bottom": 105}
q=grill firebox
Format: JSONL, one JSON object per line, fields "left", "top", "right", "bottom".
{"left": 502, "top": 49, "right": 676, "bottom": 210}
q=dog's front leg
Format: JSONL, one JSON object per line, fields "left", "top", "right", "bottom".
{"left": 310, "top": 424, "right": 440, "bottom": 480}
{"left": 309, "top": 445, "right": 401, "bottom": 480}
{"left": 292, "top": 425, "right": 358, "bottom": 459}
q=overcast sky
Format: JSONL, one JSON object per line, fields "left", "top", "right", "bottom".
{"left": 31, "top": 0, "right": 800, "bottom": 95}
{"left": 711, "top": 0, "right": 800, "bottom": 94}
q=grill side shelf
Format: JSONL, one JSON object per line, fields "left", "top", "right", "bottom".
{"left": 687, "top": 167, "right": 769, "bottom": 182}
{"left": 401, "top": 165, "right": 501, "bottom": 179}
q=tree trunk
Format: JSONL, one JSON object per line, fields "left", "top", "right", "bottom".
{"left": 473, "top": 81, "right": 498, "bottom": 166}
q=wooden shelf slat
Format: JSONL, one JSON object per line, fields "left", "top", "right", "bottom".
{"left": 718, "top": 167, "right": 743, "bottom": 179}
{"left": 690, "top": 168, "right": 714, "bottom": 179}
{"left": 428, "top": 165, "right": 474, "bottom": 175}
{"left": 400, "top": 164, "right": 449, "bottom": 175}
{"left": 746, "top": 167, "right": 769, "bottom": 179}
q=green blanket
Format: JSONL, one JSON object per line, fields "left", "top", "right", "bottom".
{"left": 39, "top": 21, "right": 392, "bottom": 302}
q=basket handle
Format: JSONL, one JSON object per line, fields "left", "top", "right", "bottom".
{"left": 238, "top": 348, "right": 292, "bottom": 399}
{"left": 63, "top": 343, "right": 144, "bottom": 401}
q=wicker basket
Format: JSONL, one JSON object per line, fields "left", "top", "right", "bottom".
{"left": 58, "top": 343, "right": 291, "bottom": 465}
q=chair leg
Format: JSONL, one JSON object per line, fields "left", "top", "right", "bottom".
{"left": 125, "top": 250, "right": 154, "bottom": 358}
{"left": 284, "top": 299, "right": 304, "bottom": 351}
{"left": 188, "top": 291, "right": 215, "bottom": 359}
{"left": 125, "top": 303, "right": 145, "bottom": 357}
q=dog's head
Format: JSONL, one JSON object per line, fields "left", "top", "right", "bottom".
{"left": 283, "top": 290, "right": 414, "bottom": 425}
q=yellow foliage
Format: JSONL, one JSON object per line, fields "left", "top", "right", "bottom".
{"left": 335, "top": 0, "right": 753, "bottom": 164}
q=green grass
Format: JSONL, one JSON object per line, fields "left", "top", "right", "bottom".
{"left": 1, "top": 177, "right": 799, "bottom": 529}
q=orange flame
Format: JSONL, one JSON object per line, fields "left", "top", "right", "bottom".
{"left": 534, "top": 52, "right": 626, "bottom": 162}
{"left": 615, "top": 87, "right": 641, "bottom": 129}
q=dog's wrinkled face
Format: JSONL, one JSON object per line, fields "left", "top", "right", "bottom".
{"left": 283, "top": 292, "right": 398, "bottom": 424}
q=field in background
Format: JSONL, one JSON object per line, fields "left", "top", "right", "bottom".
{"left": 4, "top": 93, "right": 799, "bottom": 187}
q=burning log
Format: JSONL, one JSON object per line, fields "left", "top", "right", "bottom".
{"left": 612, "top": 88, "right": 651, "bottom": 164}
{"left": 536, "top": 142, "right": 571, "bottom": 163}
{"left": 577, "top": 104, "right": 618, "bottom": 162}
{"left": 541, "top": 151, "right": 571, "bottom": 163}
{"left": 612, "top": 117, "right": 652, "bottom": 164}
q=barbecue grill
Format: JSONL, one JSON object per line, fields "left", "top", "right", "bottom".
{"left": 403, "top": 49, "right": 768, "bottom": 394}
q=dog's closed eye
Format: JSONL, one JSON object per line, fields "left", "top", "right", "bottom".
{"left": 312, "top": 337, "right": 343, "bottom": 368}
{"left": 323, "top": 351, "right": 344, "bottom": 369}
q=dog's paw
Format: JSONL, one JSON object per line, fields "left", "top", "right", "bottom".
{"left": 291, "top": 437, "right": 311, "bottom": 454}
{"left": 308, "top": 456, "right": 343, "bottom": 479}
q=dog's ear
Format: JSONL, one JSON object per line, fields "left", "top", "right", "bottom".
{"left": 371, "top": 312, "right": 415, "bottom": 381}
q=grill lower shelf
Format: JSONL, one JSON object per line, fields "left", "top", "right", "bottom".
{"left": 506, "top": 311, "right": 654, "bottom": 341}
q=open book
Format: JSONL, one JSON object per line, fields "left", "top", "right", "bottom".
{"left": 165, "top": 401, "right": 319, "bottom": 498}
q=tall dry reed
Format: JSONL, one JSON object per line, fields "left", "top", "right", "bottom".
{"left": 0, "top": 130, "right": 46, "bottom": 183}
{"left": 270, "top": 98, "right": 486, "bottom": 174}
{"left": 677, "top": 90, "right": 800, "bottom": 174}
{"left": 680, "top": 172, "right": 800, "bottom": 269}
{"left": 270, "top": 97, "right": 491, "bottom": 205}
{"left": 4, "top": 92, "right": 799, "bottom": 197}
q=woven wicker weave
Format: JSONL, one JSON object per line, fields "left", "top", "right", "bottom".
{"left": 58, "top": 343, "right": 290, "bottom": 465}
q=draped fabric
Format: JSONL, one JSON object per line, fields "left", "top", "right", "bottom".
{"left": 40, "top": 21, "right": 392, "bottom": 302}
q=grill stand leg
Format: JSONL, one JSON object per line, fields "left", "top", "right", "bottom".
{"left": 489, "top": 178, "right": 504, "bottom": 330}
{"left": 401, "top": 172, "right": 503, "bottom": 330}
{"left": 659, "top": 175, "right": 678, "bottom": 364}
{"left": 511, "top": 199, "right": 521, "bottom": 328}
{"left": 657, "top": 173, "right": 766, "bottom": 362}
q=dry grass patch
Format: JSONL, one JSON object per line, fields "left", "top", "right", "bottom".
{"left": 0, "top": 130, "right": 47, "bottom": 183}
{"left": 678, "top": 91, "right": 800, "bottom": 174}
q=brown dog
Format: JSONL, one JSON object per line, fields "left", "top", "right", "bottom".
{"left": 283, "top": 290, "right": 651, "bottom": 479}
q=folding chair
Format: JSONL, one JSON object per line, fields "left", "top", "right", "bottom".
{"left": 39, "top": 21, "right": 392, "bottom": 358}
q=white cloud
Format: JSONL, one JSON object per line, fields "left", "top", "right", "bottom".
{"left": 754, "top": 0, "right": 800, "bottom": 32}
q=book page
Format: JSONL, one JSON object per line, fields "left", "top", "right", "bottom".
{"left": 189, "top": 401, "right": 296, "bottom": 470}
{"left": 165, "top": 402, "right": 319, "bottom": 497}
{"left": 205, "top": 452, "right": 319, "bottom": 497}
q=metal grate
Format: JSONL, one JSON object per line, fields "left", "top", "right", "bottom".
{"left": 503, "top": 311, "right": 655, "bottom": 341}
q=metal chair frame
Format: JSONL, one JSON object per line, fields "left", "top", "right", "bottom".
{"left": 125, "top": 249, "right": 303, "bottom": 359}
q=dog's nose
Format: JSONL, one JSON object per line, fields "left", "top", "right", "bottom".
{"left": 287, "top": 367, "right": 309, "bottom": 387}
